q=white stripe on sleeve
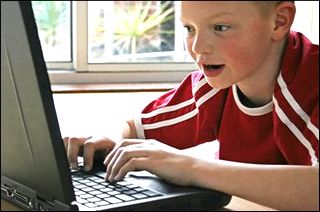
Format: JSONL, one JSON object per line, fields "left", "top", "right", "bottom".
{"left": 273, "top": 96, "right": 318, "bottom": 165}
{"left": 141, "top": 78, "right": 210, "bottom": 119}
{"left": 278, "top": 74, "right": 319, "bottom": 140}
{"left": 143, "top": 88, "right": 219, "bottom": 129}
{"left": 143, "top": 108, "right": 199, "bottom": 130}
{"left": 134, "top": 116, "right": 145, "bottom": 139}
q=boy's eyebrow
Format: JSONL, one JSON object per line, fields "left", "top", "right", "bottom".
{"left": 180, "top": 11, "right": 235, "bottom": 23}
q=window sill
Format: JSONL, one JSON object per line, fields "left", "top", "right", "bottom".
{"left": 51, "top": 82, "right": 178, "bottom": 93}
{"left": 48, "top": 70, "right": 191, "bottom": 85}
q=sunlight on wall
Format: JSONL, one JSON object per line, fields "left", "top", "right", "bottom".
{"left": 291, "top": 1, "right": 319, "bottom": 44}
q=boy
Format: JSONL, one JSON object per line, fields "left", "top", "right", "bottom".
{"left": 64, "top": 1, "right": 319, "bottom": 210}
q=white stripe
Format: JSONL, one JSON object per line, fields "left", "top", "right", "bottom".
{"left": 141, "top": 78, "right": 208, "bottom": 119}
{"left": 273, "top": 97, "right": 318, "bottom": 165}
{"left": 144, "top": 108, "right": 199, "bottom": 130}
{"left": 232, "top": 84, "right": 273, "bottom": 116}
{"left": 196, "top": 87, "right": 220, "bottom": 108}
{"left": 193, "top": 77, "right": 207, "bottom": 95}
{"left": 141, "top": 99, "right": 194, "bottom": 118}
{"left": 144, "top": 88, "right": 219, "bottom": 129}
{"left": 134, "top": 116, "right": 145, "bottom": 139}
{"left": 278, "top": 74, "right": 319, "bottom": 140}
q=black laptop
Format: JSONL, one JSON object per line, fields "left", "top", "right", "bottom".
{"left": 1, "top": 1, "right": 231, "bottom": 211}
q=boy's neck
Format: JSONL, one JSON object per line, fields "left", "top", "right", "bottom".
{"left": 236, "top": 38, "right": 287, "bottom": 107}
{"left": 236, "top": 86, "right": 271, "bottom": 108}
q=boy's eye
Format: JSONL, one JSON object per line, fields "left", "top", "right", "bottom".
{"left": 213, "top": 24, "right": 230, "bottom": 32}
{"left": 183, "top": 25, "right": 194, "bottom": 34}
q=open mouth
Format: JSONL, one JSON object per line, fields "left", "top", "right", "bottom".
{"left": 203, "top": 64, "right": 225, "bottom": 71}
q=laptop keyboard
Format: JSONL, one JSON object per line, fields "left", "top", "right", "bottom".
{"left": 72, "top": 171, "right": 162, "bottom": 208}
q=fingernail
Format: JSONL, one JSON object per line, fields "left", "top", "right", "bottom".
{"left": 71, "top": 163, "right": 78, "bottom": 169}
{"left": 84, "top": 165, "right": 90, "bottom": 172}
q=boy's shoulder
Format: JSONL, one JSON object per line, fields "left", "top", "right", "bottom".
{"left": 280, "top": 31, "right": 318, "bottom": 83}
{"left": 180, "top": 69, "right": 206, "bottom": 88}
{"left": 275, "top": 31, "right": 318, "bottom": 115}
{"left": 287, "top": 31, "right": 318, "bottom": 59}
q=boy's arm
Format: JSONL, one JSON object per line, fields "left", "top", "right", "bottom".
{"left": 121, "top": 119, "right": 138, "bottom": 139}
{"left": 191, "top": 159, "right": 319, "bottom": 211}
{"left": 181, "top": 140, "right": 220, "bottom": 160}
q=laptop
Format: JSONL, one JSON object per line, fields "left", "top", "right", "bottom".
{"left": 1, "top": 1, "right": 232, "bottom": 211}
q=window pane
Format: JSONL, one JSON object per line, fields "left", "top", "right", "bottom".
{"left": 88, "top": 1, "right": 190, "bottom": 63}
{"left": 32, "top": 1, "right": 72, "bottom": 62}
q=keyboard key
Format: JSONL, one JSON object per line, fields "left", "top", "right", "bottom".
{"left": 132, "top": 193, "right": 148, "bottom": 199}
{"left": 105, "top": 197, "right": 123, "bottom": 204}
{"left": 76, "top": 197, "right": 88, "bottom": 204}
{"left": 84, "top": 202, "right": 97, "bottom": 208}
{"left": 87, "top": 197, "right": 101, "bottom": 203}
{"left": 82, "top": 187, "right": 95, "bottom": 192}
{"left": 116, "top": 194, "right": 135, "bottom": 202}
{"left": 143, "top": 190, "right": 161, "bottom": 197}
{"left": 95, "top": 200, "right": 110, "bottom": 206}
{"left": 89, "top": 190, "right": 102, "bottom": 195}
{"left": 97, "top": 193, "right": 111, "bottom": 199}
{"left": 108, "top": 190, "right": 120, "bottom": 196}
{"left": 79, "top": 194, "right": 94, "bottom": 199}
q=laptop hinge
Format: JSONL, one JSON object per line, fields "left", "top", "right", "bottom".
{"left": 1, "top": 176, "right": 77, "bottom": 211}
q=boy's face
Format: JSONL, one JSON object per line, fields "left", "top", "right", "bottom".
{"left": 180, "top": 1, "right": 276, "bottom": 89}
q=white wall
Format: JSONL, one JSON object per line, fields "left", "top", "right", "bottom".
{"left": 291, "top": 1, "right": 319, "bottom": 44}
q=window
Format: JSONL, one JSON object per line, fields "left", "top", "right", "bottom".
{"left": 87, "top": 1, "right": 187, "bottom": 63}
{"left": 32, "top": 1, "right": 195, "bottom": 85}
{"left": 32, "top": 1, "right": 319, "bottom": 85}
{"left": 32, "top": 1, "right": 73, "bottom": 72}
{"left": 32, "top": 1, "right": 72, "bottom": 62}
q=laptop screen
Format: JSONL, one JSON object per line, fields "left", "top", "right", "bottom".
{"left": 1, "top": 1, "right": 75, "bottom": 207}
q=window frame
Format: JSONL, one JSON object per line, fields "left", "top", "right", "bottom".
{"left": 48, "top": 1, "right": 197, "bottom": 85}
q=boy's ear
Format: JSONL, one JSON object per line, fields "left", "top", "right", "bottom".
{"left": 271, "top": 2, "right": 296, "bottom": 41}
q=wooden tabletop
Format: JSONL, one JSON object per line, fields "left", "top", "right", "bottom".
{"left": 1, "top": 196, "right": 276, "bottom": 211}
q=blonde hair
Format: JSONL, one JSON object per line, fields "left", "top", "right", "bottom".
{"left": 253, "top": 1, "right": 295, "bottom": 17}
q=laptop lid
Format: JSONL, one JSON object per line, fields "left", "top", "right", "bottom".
{"left": 1, "top": 1, "right": 231, "bottom": 211}
{"left": 1, "top": 1, "right": 75, "bottom": 210}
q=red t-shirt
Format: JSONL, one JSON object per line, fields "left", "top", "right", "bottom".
{"left": 134, "top": 31, "right": 319, "bottom": 166}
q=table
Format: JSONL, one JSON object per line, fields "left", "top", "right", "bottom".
{"left": 1, "top": 196, "right": 276, "bottom": 211}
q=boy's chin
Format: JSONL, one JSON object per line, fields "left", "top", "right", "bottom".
{"left": 205, "top": 79, "right": 230, "bottom": 90}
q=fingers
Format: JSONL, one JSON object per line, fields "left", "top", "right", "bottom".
{"left": 82, "top": 136, "right": 113, "bottom": 171}
{"left": 105, "top": 146, "right": 133, "bottom": 181}
{"left": 64, "top": 137, "right": 90, "bottom": 169}
{"left": 103, "top": 139, "right": 142, "bottom": 167}
{"left": 82, "top": 140, "right": 96, "bottom": 171}
{"left": 63, "top": 137, "right": 69, "bottom": 152}
{"left": 105, "top": 144, "right": 149, "bottom": 182}
{"left": 63, "top": 136, "right": 113, "bottom": 171}
{"left": 114, "top": 157, "right": 149, "bottom": 181}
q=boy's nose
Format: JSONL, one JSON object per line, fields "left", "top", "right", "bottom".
{"left": 192, "top": 32, "right": 212, "bottom": 54}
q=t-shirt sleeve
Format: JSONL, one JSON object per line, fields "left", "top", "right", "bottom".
{"left": 134, "top": 70, "right": 222, "bottom": 149}
{"left": 273, "top": 31, "right": 319, "bottom": 165}
{"left": 309, "top": 101, "right": 319, "bottom": 163}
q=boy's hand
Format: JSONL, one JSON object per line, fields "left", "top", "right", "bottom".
{"left": 63, "top": 136, "right": 116, "bottom": 171}
{"left": 104, "top": 139, "right": 196, "bottom": 186}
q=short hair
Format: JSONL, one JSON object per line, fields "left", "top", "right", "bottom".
{"left": 253, "top": 1, "right": 295, "bottom": 17}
